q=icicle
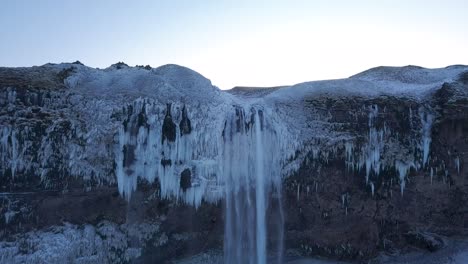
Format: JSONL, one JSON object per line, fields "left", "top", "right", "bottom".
{"left": 419, "top": 110, "right": 433, "bottom": 168}
{"left": 7, "top": 88, "right": 16, "bottom": 104}
{"left": 345, "top": 142, "right": 354, "bottom": 171}
{"left": 341, "top": 193, "right": 349, "bottom": 215}
{"left": 296, "top": 184, "right": 300, "bottom": 201}
{"left": 360, "top": 105, "right": 383, "bottom": 184}
{"left": 395, "top": 160, "right": 414, "bottom": 195}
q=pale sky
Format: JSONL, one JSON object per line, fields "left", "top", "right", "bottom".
{"left": 0, "top": 0, "right": 467, "bottom": 89}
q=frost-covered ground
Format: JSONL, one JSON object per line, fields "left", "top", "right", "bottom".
{"left": 374, "top": 238, "right": 468, "bottom": 264}
{"left": 174, "top": 237, "right": 468, "bottom": 264}
{"left": 0, "top": 221, "right": 163, "bottom": 264}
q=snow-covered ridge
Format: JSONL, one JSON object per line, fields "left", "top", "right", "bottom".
{"left": 350, "top": 65, "right": 467, "bottom": 84}
{"left": 64, "top": 63, "right": 224, "bottom": 105}
{"left": 4, "top": 62, "right": 465, "bottom": 101}
{"left": 268, "top": 65, "right": 468, "bottom": 100}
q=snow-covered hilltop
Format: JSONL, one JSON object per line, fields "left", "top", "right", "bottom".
{"left": 0, "top": 62, "right": 467, "bottom": 263}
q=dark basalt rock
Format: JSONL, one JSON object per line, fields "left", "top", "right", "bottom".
{"left": 136, "top": 65, "right": 152, "bottom": 70}
{"left": 111, "top": 62, "right": 129, "bottom": 69}
{"left": 180, "top": 168, "right": 191, "bottom": 192}
{"left": 123, "top": 145, "right": 136, "bottom": 167}
{"left": 161, "top": 159, "right": 172, "bottom": 167}
{"left": 162, "top": 103, "right": 176, "bottom": 144}
{"left": 404, "top": 231, "right": 445, "bottom": 252}
{"left": 179, "top": 105, "right": 191, "bottom": 136}
{"left": 257, "top": 109, "right": 264, "bottom": 130}
{"left": 235, "top": 107, "right": 244, "bottom": 132}
{"left": 459, "top": 71, "right": 468, "bottom": 84}
{"left": 72, "top": 60, "right": 84, "bottom": 65}
{"left": 57, "top": 67, "right": 75, "bottom": 83}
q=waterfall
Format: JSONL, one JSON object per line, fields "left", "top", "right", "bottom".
{"left": 222, "top": 107, "right": 283, "bottom": 264}
{"left": 254, "top": 111, "right": 266, "bottom": 264}
{"left": 111, "top": 100, "right": 285, "bottom": 262}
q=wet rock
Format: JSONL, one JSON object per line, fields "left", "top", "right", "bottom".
{"left": 179, "top": 105, "right": 191, "bottom": 136}
{"left": 404, "top": 231, "right": 445, "bottom": 252}
{"left": 162, "top": 103, "right": 176, "bottom": 143}
{"left": 180, "top": 169, "right": 191, "bottom": 192}
{"left": 161, "top": 159, "right": 172, "bottom": 167}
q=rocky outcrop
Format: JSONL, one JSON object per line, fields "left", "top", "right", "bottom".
{"left": 0, "top": 63, "right": 467, "bottom": 263}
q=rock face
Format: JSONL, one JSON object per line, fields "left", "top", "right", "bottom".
{"left": 0, "top": 63, "right": 467, "bottom": 263}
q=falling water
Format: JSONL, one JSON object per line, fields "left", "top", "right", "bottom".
{"left": 222, "top": 107, "right": 283, "bottom": 264}
{"left": 255, "top": 111, "right": 266, "bottom": 264}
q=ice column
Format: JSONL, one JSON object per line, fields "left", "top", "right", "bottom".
{"left": 419, "top": 110, "right": 433, "bottom": 168}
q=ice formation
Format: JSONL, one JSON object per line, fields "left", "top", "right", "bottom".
{"left": 419, "top": 110, "right": 434, "bottom": 168}
{"left": 395, "top": 160, "right": 415, "bottom": 195}
{"left": 0, "top": 221, "right": 161, "bottom": 264}
{"left": 337, "top": 104, "right": 439, "bottom": 194}
{"left": 362, "top": 105, "right": 383, "bottom": 184}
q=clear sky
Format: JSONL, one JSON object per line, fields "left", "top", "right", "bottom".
{"left": 0, "top": 0, "right": 467, "bottom": 89}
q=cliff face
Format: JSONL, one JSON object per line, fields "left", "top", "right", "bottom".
{"left": 283, "top": 80, "right": 468, "bottom": 259}
{"left": 0, "top": 63, "right": 467, "bottom": 263}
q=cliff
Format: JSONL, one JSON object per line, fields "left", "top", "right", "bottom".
{"left": 0, "top": 63, "right": 467, "bottom": 263}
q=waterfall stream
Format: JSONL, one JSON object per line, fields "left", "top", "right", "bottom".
{"left": 222, "top": 107, "right": 283, "bottom": 264}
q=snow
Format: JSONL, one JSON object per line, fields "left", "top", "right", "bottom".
{"left": 268, "top": 65, "right": 467, "bottom": 101}
{"left": 65, "top": 63, "right": 223, "bottom": 105}
{"left": 0, "top": 221, "right": 161, "bottom": 264}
